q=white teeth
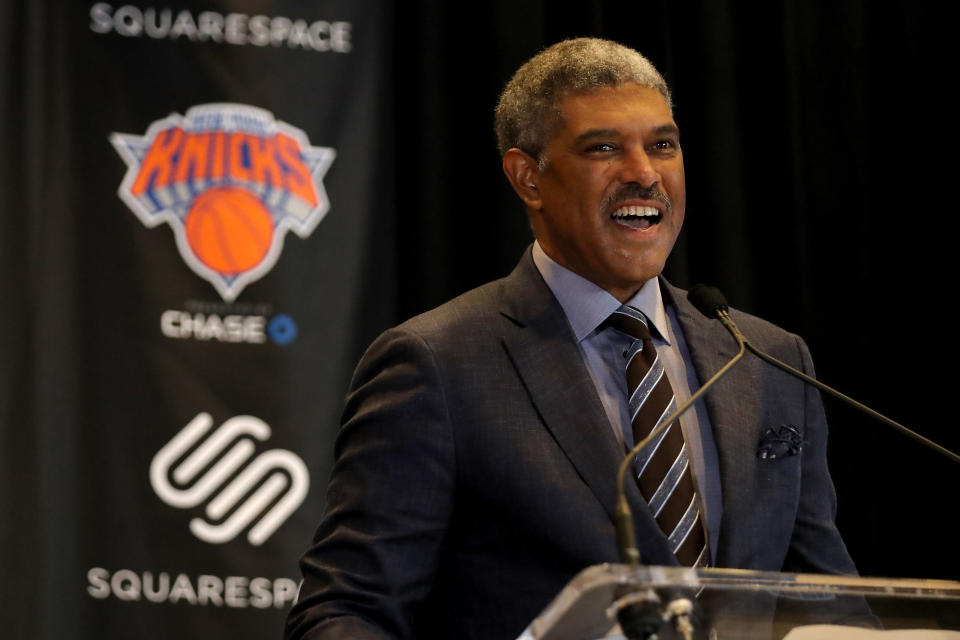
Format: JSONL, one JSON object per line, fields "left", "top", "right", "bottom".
{"left": 612, "top": 205, "right": 659, "bottom": 218}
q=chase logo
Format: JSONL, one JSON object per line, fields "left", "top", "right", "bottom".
{"left": 111, "top": 104, "right": 336, "bottom": 302}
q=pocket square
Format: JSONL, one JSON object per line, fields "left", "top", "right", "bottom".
{"left": 757, "top": 424, "right": 803, "bottom": 460}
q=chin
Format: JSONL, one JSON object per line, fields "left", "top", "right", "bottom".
{"left": 613, "top": 262, "right": 664, "bottom": 287}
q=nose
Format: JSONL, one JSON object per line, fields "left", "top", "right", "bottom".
{"left": 620, "top": 146, "right": 661, "bottom": 188}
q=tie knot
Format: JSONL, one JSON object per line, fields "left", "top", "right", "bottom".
{"left": 604, "top": 305, "right": 653, "bottom": 342}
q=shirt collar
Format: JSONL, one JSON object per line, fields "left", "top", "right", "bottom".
{"left": 531, "top": 241, "right": 671, "bottom": 344}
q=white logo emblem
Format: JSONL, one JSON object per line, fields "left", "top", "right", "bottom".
{"left": 150, "top": 413, "right": 309, "bottom": 545}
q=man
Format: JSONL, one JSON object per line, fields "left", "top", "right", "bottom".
{"left": 286, "top": 38, "right": 856, "bottom": 640}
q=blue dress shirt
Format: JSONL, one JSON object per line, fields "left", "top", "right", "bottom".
{"left": 531, "top": 241, "right": 722, "bottom": 562}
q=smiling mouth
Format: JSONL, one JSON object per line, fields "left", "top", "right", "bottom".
{"left": 611, "top": 205, "right": 661, "bottom": 230}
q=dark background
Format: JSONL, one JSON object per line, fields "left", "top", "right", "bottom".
{"left": 1, "top": 4, "right": 956, "bottom": 639}
{"left": 390, "top": 1, "right": 958, "bottom": 581}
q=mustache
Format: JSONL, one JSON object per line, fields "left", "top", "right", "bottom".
{"left": 601, "top": 183, "right": 672, "bottom": 214}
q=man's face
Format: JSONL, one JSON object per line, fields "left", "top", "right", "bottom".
{"left": 527, "top": 83, "right": 686, "bottom": 301}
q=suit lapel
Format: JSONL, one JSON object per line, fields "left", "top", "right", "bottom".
{"left": 664, "top": 280, "right": 739, "bottom": 389}
{"left": 497, "top": 252, "right": 675, "bottom": 564}
{"left": 665, "top": 281, "right": 762, "bottom": 565}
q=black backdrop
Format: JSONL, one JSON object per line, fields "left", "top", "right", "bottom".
{"left": 391, "top": 0, "right": 959, "bottom": 582}
{"left": 2, "top": 1, "right": 957, "bottom": 638}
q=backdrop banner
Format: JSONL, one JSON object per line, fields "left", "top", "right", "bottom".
{"left": 0, "top": 1, "right": 392, "bottom": 637}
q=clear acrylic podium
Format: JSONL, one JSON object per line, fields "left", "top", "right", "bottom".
{"left": 517, "top": 564, "right": 960, "bottom": 640}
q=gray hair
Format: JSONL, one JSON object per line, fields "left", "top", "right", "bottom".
{"left": 494, "top": 38, "right": 672, "bottom": 160}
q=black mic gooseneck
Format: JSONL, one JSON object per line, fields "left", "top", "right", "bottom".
{"left": 687, "top": 284, "right": 960, "bottom": 466}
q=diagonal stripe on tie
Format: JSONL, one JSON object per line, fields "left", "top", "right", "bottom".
{"left": 638, "top": 421, "right": 684, "bottom": 496}
{"left": 668, "top": 495, "right": 700, "bottom": 551}
{"left": 634, "top": 419, "right": 670, "bottom": 477}
{"left": 627, "top": 357, "right": 664, "bottom": 416}
{"left": 655, "top": 466, "right": 697, "bottom": 534}
{"left": 674, "top": 511, "right": 706, "bottom": 566}
{"left": 647, "top": 443, "right": 689, "bottom": 517}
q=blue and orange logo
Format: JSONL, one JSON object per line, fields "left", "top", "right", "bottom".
{"left": 111, "top": 104, "right": 336, "bottom": 301}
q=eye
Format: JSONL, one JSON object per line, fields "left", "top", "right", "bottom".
{"left": 585, "top": 142, "right": 617, "bottom": 154}
{"left": 650, "top": 139, "right": 679, "bottom": 153}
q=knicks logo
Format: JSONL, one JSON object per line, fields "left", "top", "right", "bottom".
{"left": 111, "top": 104, "right": 336, "bottom": 301}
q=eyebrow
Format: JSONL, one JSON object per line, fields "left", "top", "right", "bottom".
{"left": 573, "top": 123, "right": 680, "bottom": 145}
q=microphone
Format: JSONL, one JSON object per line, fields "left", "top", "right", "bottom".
{"left": 686, "top": 284, "right": 960, "bottom": 466}
{"left": 686, "top": 284, "right": 728, "bottom": 318}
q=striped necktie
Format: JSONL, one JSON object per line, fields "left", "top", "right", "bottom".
{"left": 605, "top": 304, "right": 707, "bottom": 566}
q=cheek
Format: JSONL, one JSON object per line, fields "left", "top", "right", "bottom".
{"left": 665, "top": 169, "right": 686, "bottom": 204}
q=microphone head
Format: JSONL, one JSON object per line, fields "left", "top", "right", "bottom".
{"left": 688, "top": 284, "right": 729, "bottom": 319}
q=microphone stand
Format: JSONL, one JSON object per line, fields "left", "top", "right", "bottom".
{"left": 613, "top": 320, "right": 747, "bottom": 640}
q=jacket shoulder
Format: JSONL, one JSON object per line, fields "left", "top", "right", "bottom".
{"left": 665, "top": 280, "right": 810, "bottom": 365}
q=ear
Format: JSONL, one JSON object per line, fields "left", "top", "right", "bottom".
{"left": 502, "top": 148, "right": 543, "bottom": 210}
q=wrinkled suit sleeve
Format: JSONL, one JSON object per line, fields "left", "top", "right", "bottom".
{"left": 285, "top": 326, "right": 455, "bottom": 639}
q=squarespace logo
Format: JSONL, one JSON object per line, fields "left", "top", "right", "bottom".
{"left": 86, "top": 412, "right": 309, "bottom": 607}
{"left": 150, "top": 412, "right": 308, "bottom": 546}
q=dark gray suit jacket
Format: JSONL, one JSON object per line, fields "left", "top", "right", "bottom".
{"left": 286, "top": 248, "right": 856, "bottom": 640}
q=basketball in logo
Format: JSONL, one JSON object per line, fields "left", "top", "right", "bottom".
{"left": 111, "top": 104, "right": 336, "bottom": 301}
{"left": 185, "top": 186, "right": 274, "bottom": 275}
